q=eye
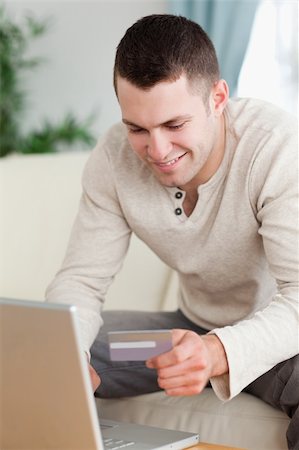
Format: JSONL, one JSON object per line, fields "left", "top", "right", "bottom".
{"left": 128, "top": 127, "right": 146, "bottom": 134}
{"left": 166, "top": 122, "right": 185, "bottom": 131}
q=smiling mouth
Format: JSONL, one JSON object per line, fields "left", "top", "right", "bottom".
{"left": 155, "top": 153, "right": 187, "bottom": 167}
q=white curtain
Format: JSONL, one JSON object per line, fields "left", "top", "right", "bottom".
{"left": 237, "top": 0, "right": 298, "bottom": 115}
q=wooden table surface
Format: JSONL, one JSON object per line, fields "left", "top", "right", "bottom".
{"left": 187, "top": 443, "right": 246, "bottom": 450}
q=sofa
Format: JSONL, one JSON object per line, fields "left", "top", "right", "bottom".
{"left": 0, "top": 151, "right": 290, "bottom": 450}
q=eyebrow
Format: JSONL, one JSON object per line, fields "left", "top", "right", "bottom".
{"left": 122, "top": 115, "right": 193, "bottom": 129}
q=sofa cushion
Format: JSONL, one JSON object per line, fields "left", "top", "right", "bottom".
{"left": 96, "top": 388, "right": 289, "bottom": 450}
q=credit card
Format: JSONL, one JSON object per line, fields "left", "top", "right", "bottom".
{"left": 108, "top": 330, "right": 172, "bottom": 361}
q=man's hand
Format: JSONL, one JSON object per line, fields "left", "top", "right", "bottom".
{"left": 146, "top": 329, "right": 228, "bottom": 396}
{"left": 88, "top": 362, "right": 101, "bottom": 392}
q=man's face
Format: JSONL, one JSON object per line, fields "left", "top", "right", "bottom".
{"left": 116, "top": 74, "right": 226, "bottom": 192}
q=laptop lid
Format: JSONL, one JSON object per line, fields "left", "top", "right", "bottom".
{"left": 0, "top": 298, "right": 102, "bottom": 450}
{"left": 0, "top": 298, "right": 199, "bottom": 450}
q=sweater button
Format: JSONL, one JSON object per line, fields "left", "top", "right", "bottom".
{"left": 175, "top": 207, "right": 182, "bottom": 215}
{"left": 175, "top": 191, "right": 183, "bottom": 199}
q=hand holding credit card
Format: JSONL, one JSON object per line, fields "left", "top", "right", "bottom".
{"left": 108, "top": 330, "right": 173, "bottom": 361}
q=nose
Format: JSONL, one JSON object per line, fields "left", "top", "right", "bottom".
{"left": 146, "top": 130, "right": 172, "bottom": 162}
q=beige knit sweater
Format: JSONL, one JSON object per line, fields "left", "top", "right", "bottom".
{"left": 46, "top": 98, "right": 298, "bottom": 400}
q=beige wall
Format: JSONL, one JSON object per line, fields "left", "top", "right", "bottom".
{"left": 5, "top": 0, "right": 168, "bottom": 139}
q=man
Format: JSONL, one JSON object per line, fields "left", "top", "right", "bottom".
{"left": 46, "top": 14, "right": 298, "bottom": 448}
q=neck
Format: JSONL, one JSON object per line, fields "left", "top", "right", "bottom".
{"left": 198, "top": 114, "right": 226, "bottom": 185}
{"left": 183, "top": 191, "right": 199, "bottom": 217}
{"left": 182, "top": 114, "right": 226, "bottom": 216}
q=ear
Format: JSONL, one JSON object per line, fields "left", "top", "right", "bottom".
{"left": 211, "top": 79, "right": 229, "bottom": 116}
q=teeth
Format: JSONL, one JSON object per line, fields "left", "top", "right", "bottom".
{"left": 163, "top": 157, "right": 179, "bottom": 166}
{"left": 152, "top": 153, "right": 186, "bottom": 167}
{"left": 159, "top": 156, "right": 181, "bottom": 166}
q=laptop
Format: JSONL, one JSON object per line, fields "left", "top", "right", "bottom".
{"left": 0, "top": 298, "right": 199, "bottom": 450}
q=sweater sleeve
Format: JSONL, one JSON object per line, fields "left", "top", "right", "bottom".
{"left": 46, "top": 135, "right": 131, "bottom": 353}
{"left": 210, "top": 125, "right": 299, "bottom": 400}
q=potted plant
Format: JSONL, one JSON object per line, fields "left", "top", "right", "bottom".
{"left": 0, "top": 4, "right": 95, "bottom": 157}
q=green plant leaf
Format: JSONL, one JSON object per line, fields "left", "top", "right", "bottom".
{"left": 19, "top": 113, "right": 96, "bottom": 155}
{"left": 0, "top": 4, "right": 97, "bottom": 158}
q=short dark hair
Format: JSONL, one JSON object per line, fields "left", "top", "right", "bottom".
{"left": 114, "top": 14, "right": 220, "bottom": 96}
